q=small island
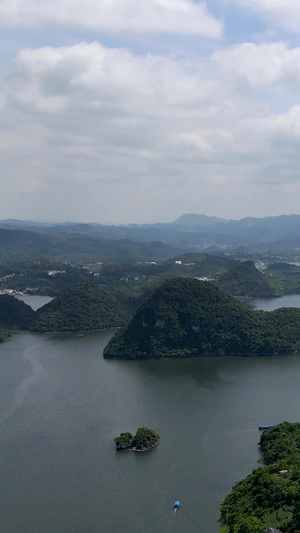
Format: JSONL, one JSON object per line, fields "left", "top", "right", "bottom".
{"left": 114, "top": 427, "right": 160, "bottom": 452}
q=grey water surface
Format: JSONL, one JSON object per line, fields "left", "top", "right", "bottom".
{"left": 1, "top": 295, "right": 300, "bottom": 532}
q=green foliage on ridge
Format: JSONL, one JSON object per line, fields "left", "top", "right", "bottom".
{"left": 220, "top": 422, "right": 300, "bottom": 533}
{"left": 0, "top": 228, "right": 181, "bottom": 262}
{"left": 103, "top": 278, "right": 300, "bottom": 359}
{"left": 217, "top": 260, "right": 278, "bottom": 297}
{"left": 30, "top": 284, "right": 130, "bottom": 332}
{"left": 267, "top": 262, "right": 300, "bottom": 295}
{"left": 0, "top": 294, "right": 35, "bottom": 329}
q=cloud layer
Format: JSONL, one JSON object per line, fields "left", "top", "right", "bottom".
{"left": 1, "top": 2, "right": 300, "bottom": 222}
{"left": 0, "top": 0, "right": 222, "bottom": 37}
{"left": 2, "top": 37, "right": 300, "bottom": 222}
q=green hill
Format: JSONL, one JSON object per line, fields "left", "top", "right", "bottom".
{"left": 0, "top": 228, "right": 181, "bottom": 262}
{"left": 220, "top": 422, "right": 300, "bottom": 533}
{"left": 217, "top": 260, "right": 277, "bottom": 297}
{"left": 31, "top": 284, "right": 130, "bottom": 333}
{"left": 103, "top": 278, "right": 300, "bottom": 359}
{"left": 0, "top": 295, "right": 35, "bottom": 329}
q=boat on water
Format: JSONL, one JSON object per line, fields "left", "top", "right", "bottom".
{"left": 258, "top": 425, "right": 273, "bottom": 430}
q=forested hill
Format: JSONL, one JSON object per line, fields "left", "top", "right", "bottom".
{"left": 220, "top": 422, "right": 300, "bottom": 532}
{"left": 0, "top": 228, "right": 181, "bottom": 262}
{"left": 217, "top": 260, "right": 277, "bottom": 297}
{"left": 30, "top": 284, "right": 130, "bottom": 332}
{"left": 0, "top": 294, "right": 35, "bottom": 329}
{"left": 104, "top": 278, "right": 300, "bottom": 359}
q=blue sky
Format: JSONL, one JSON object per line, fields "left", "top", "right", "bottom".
{"left": 1, "top": 0, "right": 300, "bottom": 224}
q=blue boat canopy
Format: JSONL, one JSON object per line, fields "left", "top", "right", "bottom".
{"left": 174, "top": 501, "right": 180, "bottom": 508}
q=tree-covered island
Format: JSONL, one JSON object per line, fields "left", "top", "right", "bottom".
{"left": 220, "top": 422, "right": 300, "bottom": 533}
{"left": 104, "top": 278, "right": 300, "bottom": 360}
{"left": 114, "top": 427, "right": 161, "bottom": 452}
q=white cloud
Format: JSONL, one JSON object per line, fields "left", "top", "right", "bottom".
{"left": 0, "top": 0, "right": 223, "bottom": 37}
{"left": 235, "top": 0, "right": 300, "bottom": 31}
{"left": 213, "top": 42, "right": 300, "bottom": 89}
{"left": 2, "top": 40, "right": 300, "bottom": 222}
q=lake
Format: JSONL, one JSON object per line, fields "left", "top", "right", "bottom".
{"left": 15, "top": 295, "right": 53, "bottom": 311}
{"left": 2, "top": 295, "right": 300, "bottom": 532}
{"left": 249, "top": 293, "right": 300, "bottom": 311}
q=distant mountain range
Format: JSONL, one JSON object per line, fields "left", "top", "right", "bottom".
{"left": 0, "top": 228, "right": 180, "bottom": 262}
{"left": 2, "top": 213, "right": 300, "bottom": 259}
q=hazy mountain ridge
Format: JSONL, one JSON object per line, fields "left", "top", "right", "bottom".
{"left": 0, "top": 228, "right": 181, "bottom": 262}
{"left": 2, "top": 214, "right": 300, "bottom": 250}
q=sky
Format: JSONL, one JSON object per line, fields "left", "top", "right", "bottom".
{"left": 1, "top": 0, "right": 300, "bottom": 224}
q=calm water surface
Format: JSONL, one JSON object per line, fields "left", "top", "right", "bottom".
{"left": 2, "top": 296, "right": 300, "bottom": 532}
{"left": 15, "top": 295, "right": 53, "bottom": 311}
{"left": 250, "top": 293, "right": 300, "bottom": 311}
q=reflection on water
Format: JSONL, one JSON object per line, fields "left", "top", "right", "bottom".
{"left": 1, "top": 297, "right": 300, "bottom": 532}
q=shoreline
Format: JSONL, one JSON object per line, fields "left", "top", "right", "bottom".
{"left": 127, "top": 438, "right": 161, "bottom": 452}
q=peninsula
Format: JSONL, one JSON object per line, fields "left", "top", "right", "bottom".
{"left": 220, "top": 422, "right": 300, "bottom": 533}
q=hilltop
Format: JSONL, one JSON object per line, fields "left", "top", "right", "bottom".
{"left": 104, "top": 278, "right": 300, "bottom": 359}
{"left": 217, "top": 260, "right": 277, "bottom": 298}
{"left": 30, "top": 284, "right": 130, "bottom": 333}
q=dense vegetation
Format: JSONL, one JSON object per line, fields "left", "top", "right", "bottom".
{"left": 220, "top": 422, "right": 300, "bottom": 533}
{"left": 104, "top": 278, "right": 300, "bottom": 359}
{"left": 0, "top": 260, "right": 95, "bottom": 296}
{"left": 114, "top": 427, "right": 160, "bottom": 451}
{"left": 2, "top": 254, "right": 300, "bottom": 312}
{"left": 30, "top": 284, "right": 130, "bottom": 333}
{"left": 217, "top": 260, "right": 277, "bottom": 297}
{"left": 0, "top": 254, "right": 239, "bottom": 313}
{"left": 0, "top": 327, "right": 11, "bottom": 342}
{"left": 267, "top": 262, "right": 300, "bottom": 295}
{"left": 0, "top": 228, "right": 180, "bottom": 262}
{"left": 0, "top": 295, "right": 35, "bottom": 329}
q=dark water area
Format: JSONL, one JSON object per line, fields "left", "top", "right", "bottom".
{"left": 2, "top": 296, "right": 300, "bottom": 532}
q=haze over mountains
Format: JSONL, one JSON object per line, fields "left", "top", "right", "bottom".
{"left": 2, "top": 214, "right": 300, "bottom": 258}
